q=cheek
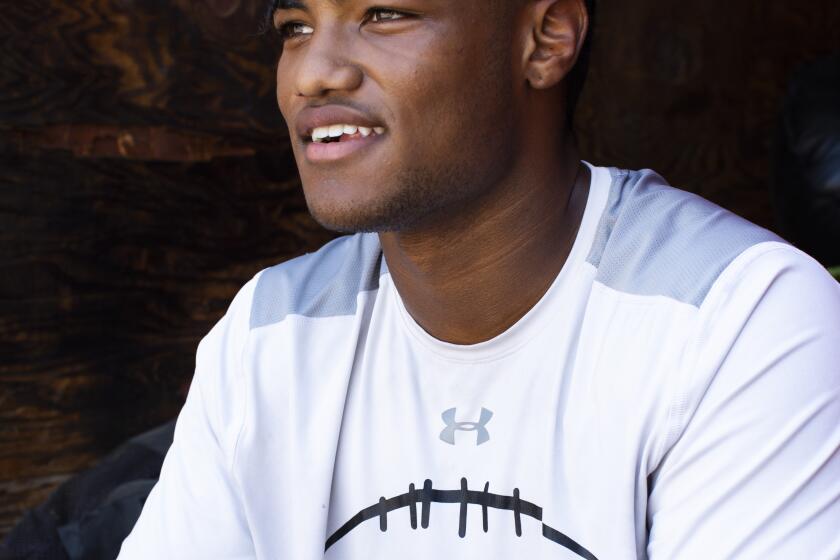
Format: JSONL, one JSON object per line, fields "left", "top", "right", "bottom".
{"left": 389, "top": 56, "right": 511, "bottom": 170}
{"left": 367, "top": 28, "right": 488, "bottom": 129}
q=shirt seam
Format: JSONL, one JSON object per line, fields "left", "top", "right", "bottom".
{"left": 656, "top": 241, "right": 798, "bottom": 464}
{"left": 230, "top": 274, "right": 260, "bottom": 480}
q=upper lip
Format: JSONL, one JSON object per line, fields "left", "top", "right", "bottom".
{"left": 295, "top": 105, "right": 384, "bottom": 141}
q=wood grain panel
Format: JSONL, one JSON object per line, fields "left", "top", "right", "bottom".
{"left": 576, "top": 0, "right": 840, "bottom": 229}
{"left": 0, "top": 0, "right": 284, "bottom": 142}
{"left": 0, "top": 148, "right": 336, "bottom": 537}
{"left": 0, "top": 0, "right": 333, "bottom": 539}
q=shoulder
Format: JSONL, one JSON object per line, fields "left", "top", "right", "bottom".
{"left": 699, "top": 240, "right": 840, "bottom": 341}
{"left": 646, "top": 244, "right": 840, "bottom": 558}
{"left": 248, "top": 232, "right": 385, "bottom": 329}
{"left": 188, "top": 233, "right": 385, "bottom": 440}
{"left": 586, "top": 168, "right": 785, "bottom": 307}
{"left": 195, "top": 232, "right": 384, "bottom": 364}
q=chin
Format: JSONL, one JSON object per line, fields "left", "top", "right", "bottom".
{"left": 304, "top": 188, "right": 448, "bottom": 235}
{"left": 300, "top": 162, "right": 475, "bottom": 234}
{"left": 302, "top": 183, "right": 401, "bottom": 234}
{"left": 307, "top": 208, "right": 386, "bottom": 234}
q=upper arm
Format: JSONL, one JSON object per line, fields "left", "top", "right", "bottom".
{"left": 647, "top": 246, "right": 840, "bottom": 559}
{"left": 117, "top": 281, "right": 257, "bottom": 560}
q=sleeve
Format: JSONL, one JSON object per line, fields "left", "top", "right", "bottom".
{"left": 647, "top": 244, "right": 840, "bottom": 559}
{"left": 116, "top": 279, "right": 258, "bottom": 560}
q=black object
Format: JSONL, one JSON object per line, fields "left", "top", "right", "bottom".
{"left": 773, "top": 53, "right": 840, "bottom": 266}
{"left": 0, "top": 421, "right": 175, "bottom": 560}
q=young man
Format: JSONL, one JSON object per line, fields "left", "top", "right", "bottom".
{"left": 118, "top": 0, "right": 840, "bottom": 558}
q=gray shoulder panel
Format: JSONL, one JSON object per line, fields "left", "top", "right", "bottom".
{"left": 586, "top": 169, "right": 785, "bottom": 307}
{"left": 250, "top": 233, "right": 386, "bottom": 329}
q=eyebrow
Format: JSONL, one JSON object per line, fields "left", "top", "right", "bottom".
{"left": 271, "top": 0, "right": 308, "bottom": 11}
{"left": 271, "top": 0, "right": 364, "bottom": 15}
{"left": 263, "top": 0, "right": 307, "bottom": 33}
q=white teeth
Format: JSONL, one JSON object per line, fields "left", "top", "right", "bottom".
{"left": 310, "top": 124, "right": 386, "bottom": 142}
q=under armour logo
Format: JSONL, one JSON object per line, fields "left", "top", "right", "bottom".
{"left": 439, "top": 407, "right": 493, "bottom": 445}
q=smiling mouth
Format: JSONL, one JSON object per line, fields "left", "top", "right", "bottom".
{"left": 308, "top": 124, "right": 386, "bottom": 144}
{"left": 304, "top": 124, "right": 387, "bottom": 163}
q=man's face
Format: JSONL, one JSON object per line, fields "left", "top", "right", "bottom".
{"left": 273, "top": 0, "right": 523, "bottom": 233}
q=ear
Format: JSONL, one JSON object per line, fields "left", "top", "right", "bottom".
{"left": 523, "top": 0, "right": 589, "bottom": 90}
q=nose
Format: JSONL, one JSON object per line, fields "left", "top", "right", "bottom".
{"left": 294, "top": 25, "right": 363, "bottom": 98}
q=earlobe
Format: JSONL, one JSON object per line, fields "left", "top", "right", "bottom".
{"left": 524, "top": 0, "right": 588, "bottom": 90}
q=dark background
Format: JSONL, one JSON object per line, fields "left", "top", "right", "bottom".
{"left": 1, "top": 0, "right": 838, "bottom": 539}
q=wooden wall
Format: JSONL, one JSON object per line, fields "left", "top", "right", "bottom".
{"left": 0, "top": 0, "right": 336, "bottom": 538}
{"left": 578, "top": 1, "right": 840, "bottom": 228}
{"left": 1, "top": 0, "right": 838, "bottom": 540}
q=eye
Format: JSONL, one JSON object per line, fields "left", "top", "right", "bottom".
{"left": 366, "top": 8, "right": 408, "bottom": 23}
{"left": 276, "top": 21, "right": 314, "bottom": 41}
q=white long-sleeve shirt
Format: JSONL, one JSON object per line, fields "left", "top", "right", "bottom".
{"left": 118, "top": 164, "right": 840, "bottom": 559}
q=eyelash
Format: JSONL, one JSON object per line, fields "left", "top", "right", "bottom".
{"left": 276, "top": 8, "right": 408, "bottom": 41}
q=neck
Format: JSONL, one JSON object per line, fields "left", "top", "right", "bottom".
{"left": 378, "top": 131, "right": 590, "bottom": 345}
